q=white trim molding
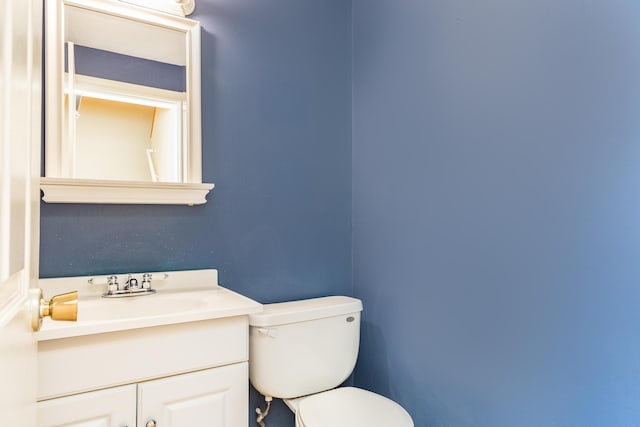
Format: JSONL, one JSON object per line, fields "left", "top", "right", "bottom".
{"left": 41, "top": 178, "right": 214, "bottom": 205}
{"left": 119, "top": 0, "right": 195, "bottom": 17}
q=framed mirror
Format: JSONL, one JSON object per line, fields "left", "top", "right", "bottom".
{"left": 42, "top": 0, "right": 213, "bottom": 205}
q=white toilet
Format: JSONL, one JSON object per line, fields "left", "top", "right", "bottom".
{"left": 249, "top": 296, "right": 414, "bottom": 427}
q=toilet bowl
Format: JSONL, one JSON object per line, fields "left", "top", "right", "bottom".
{"left": 249, "top": 296, "right": 413, "bottom": 427}
{"left": 287, "top": 387, "right": 413, "bottom": 427}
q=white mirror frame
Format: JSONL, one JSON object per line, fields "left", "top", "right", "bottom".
{"left": 119, "top": 0, "right": 196, "bottom": 17}
{"left": 42, "top": 0, "right": 214, "bottom": 205}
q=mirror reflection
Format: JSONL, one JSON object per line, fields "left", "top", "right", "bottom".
{"left": 65, "top": 45, "right": 186, "bottom": 182}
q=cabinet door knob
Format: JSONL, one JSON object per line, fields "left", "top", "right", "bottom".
{"left": 146, "top": 420, "right": 157, "bottom": 427}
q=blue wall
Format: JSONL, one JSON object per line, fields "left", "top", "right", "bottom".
{"left": 353, "top": 1, "right": 640, "bottom": 426}
{"left": 40, "top": 1, "right": 351, "bottom": 425}
{"left": 41, "top": 0, "right": 352, "bottom": 297}
{"left": 41, "top": 0, "right": 640, "bottom": 426}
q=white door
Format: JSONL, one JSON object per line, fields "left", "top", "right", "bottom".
{"left": 138, "top": 363, "right": 248, "bottom": 427}
{"left": 37, "top": 384, "right": 137, "bottom": 427}
{"left": 0, "top": 0, "right": 42, "bottom": 426}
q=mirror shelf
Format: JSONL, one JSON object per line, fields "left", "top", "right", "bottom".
{"left": 44, "top": 0, "right": 212, "bottom": 205}
{"left": 41, "top": 178, "right": 214, "bottom": 205}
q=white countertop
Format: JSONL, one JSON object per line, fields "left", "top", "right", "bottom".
{"left": 36, "top": 269, "right": 262, "bottom": 341}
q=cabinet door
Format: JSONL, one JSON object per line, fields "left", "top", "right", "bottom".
{"left": 37, "top": 385, "right": 136, "bottom": 427}
{"left": 138, "top": 363, "right": 247, "bottom": 427}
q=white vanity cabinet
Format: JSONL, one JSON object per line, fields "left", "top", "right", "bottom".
{"left": 35, "top": 270, "right": 262, "bottom": 427}
{"left": 37, "top": 316, "right": 254, "bottom": 427}
{"left": 138, "top": 363, "right": 246, "bottom": 426}
{"left": 37, "top": 363, "right": 246, "bottom": 427}
{"left": 37, "top": 384, "right": 137, "bottom": 427}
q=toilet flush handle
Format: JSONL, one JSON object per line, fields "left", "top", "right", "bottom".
{"left": 256, "top": 328, "right": 278, "bottom": 338}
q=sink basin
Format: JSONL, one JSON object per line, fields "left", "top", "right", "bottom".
{"left": 79, "top": 293, "right": 206, "bottom": 321}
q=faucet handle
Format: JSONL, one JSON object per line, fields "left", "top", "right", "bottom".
{"left": 88, "top": 275, "right": 119, "bottom": 294}
{"left": 107, "top": 275, "right": 119, "bottom": 292}
{"left": 142, "top": 273, "right": 152, "bottom": 289}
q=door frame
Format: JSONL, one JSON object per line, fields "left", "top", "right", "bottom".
{"left": 0, "top": 0, "right": 43, "bottom": 425}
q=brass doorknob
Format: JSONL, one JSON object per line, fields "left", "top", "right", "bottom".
{"left": 30, "top": 289, "right": 78, "bottom": 331}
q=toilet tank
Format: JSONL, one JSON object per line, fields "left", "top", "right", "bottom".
{"left": 249, "top": 296, "right": 363, "bottom": 399}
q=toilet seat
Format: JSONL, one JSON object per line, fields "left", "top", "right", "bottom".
{"left": 295, "top": 387, "right": 413, "bottom": 427}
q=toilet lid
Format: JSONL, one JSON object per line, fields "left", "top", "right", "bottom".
{"left": 297, "top": 387, "right": 413, "bottom": 427}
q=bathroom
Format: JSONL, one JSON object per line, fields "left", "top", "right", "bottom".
{"left": 3, "top": 0, "right": 640, "bottom": 426}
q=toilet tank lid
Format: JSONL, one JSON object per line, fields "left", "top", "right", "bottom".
{"left": 249, "top": 296, "right": 363, "bottom": 327}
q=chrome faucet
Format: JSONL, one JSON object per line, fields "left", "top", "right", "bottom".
{"left": 89, "top": 273, "right": 164, "bottom": 298}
